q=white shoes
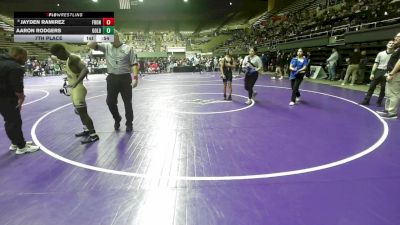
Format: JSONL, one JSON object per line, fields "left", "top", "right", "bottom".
{"left": 245, "top": 99, "right": 252, "bottom": 105}
{"left": 9, "top": 141, "right": 39, "bottom": 155}
{"left": 9, "top": 141, "right": 33, "bottom": 151}
{"left": 289, "top": 97, "right": 300, "bottom": 106}
{"left": 271, "top": 77, "right": 276, "bottom": 80}
{"left": 278, "top": 76, "right": 283, "bottom": 80}
{"left": 16, "top": 144, "right": 40, "bottom": 155}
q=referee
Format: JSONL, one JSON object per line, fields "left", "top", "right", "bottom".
{"left": 0, "top": 47, "right": 39, "bottom": 154}
{"left": 88, "top": 31, "right": 138, "bottom": 132}
{"left": 359, "top": 40, "right": 394, "bottom": 106}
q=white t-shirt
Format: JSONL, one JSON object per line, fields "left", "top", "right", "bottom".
{"left": 327, "top": 51, "right": 339, "bottom": 66}
{"left": 375, "top": 50, "right": 393, "bottom": 70}
{"left": 242, "top": 55, "right": 262, "bottom": 71}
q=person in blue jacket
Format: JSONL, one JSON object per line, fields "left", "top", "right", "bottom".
{"left": 289, "top": 48, "right": 309, "bottom": 106}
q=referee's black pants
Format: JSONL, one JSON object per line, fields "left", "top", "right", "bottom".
{"left": 106, "top": 74, "right": 133, "bottom": 126}
{"left": 363, "top": 69, "right": 387, "bottom": 104}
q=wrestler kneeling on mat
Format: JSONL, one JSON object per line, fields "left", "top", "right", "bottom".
{"left": 51, "top": 44, "right": 99, "bottom": 144}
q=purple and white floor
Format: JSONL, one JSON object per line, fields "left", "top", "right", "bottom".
{"left": 0, "top": 72, "right": 399, "bottom": 225}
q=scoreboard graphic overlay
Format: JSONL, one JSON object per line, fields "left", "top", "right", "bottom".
{"left": 14, "top": 12, "right": 114, "bottom": 43}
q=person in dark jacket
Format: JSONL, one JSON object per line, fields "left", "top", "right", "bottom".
{"left": 0, "top": 47, "right": 39, "bottom": 154}
{"left": 342, "top": 48, "right": 362, "bottom": 86}
{"left": 377, "top": 33, "right": 400, "bottom": 119}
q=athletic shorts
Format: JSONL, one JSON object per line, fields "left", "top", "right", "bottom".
{"left": 70, "top": 85, "right": 87, "bottom": 108}
{"left": 223, "top": 72, "right": 233, "bottom": 83}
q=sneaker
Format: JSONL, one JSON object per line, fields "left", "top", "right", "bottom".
{"left": 252, "top": 91, "right": 257, "bottom": 100}
{"left": 75, "top": 130, "right": 90, "bottom": 137}
{"left": 227, "top": 95, "right": 232, "bottom": 101}
{"left": 359, "top": 100, "right": 370, "bottom": 105}
{"left": 271, "top": 77, "right": 276, "bottom": 80}
{"left": 279, "top": 76, "right": 283, "bottom": 80}
{"left": 376, "top": 101, "right": 383, "bottom": 107}
{"left": 376, "top": 110, "right": 388, "bottom": 115}
{"left": 114, "top": 116, "right": 122, "bottom": 130}
{"left": 289, "top": 101, "right": 295, "bottom": 106}
{"left": 245, "top": 99, "right": 252, "bottom": 105}
{"left": 81, "top": 135, "right": 99, "bottom": 144}
{"left": 126, "top": 124, "right": 133, "bottom": 132}
{"left": 224, "top": 95, "right": 227, "bottom": 100}
{"left": 10, "top": 141, "right": 33, "bottom": 151}
{"left": 16, "top": 144, "right": 39, "bottom": 155}
{"left": 341, "top": 83, "right": 345, "bottom": 86}
{"left": 381, "top": 114, "right": 398, "bottom": 119}
{"left": 295, "top": 97, "right": 301, "bottom": 103}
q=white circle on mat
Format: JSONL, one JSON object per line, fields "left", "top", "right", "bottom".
{"left": 31, "top": 85, "right": 388, "bottom": 181}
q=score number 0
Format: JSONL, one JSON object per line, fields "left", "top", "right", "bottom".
{"left": 102, "top": 18, "right": 115, "bottom": 26}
